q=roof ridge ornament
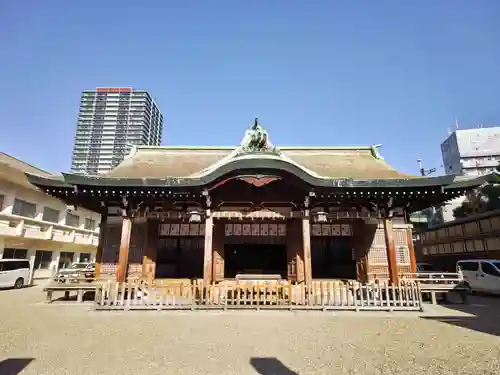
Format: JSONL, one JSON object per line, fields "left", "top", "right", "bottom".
{"left": 239, "top": 118, "right": 279, "bottom": 154}
{"left": 370, "top": 144, "right": 384, "bottom": 160}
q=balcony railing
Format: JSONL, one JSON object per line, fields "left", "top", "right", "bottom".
{"left": 0, "top": 213, "right": 99, "bottom": 246}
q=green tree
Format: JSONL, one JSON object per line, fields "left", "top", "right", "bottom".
{"left": 453, "top": 164, "right": 500, "bottom": 219}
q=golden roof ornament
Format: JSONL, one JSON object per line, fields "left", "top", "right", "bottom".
{"left": 240, "top": 118, "right": 277, "bottom": 154}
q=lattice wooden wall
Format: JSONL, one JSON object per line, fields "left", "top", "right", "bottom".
{"left": 212, "top": 223, "right": 225, "bottom": 282}
{"left": 367, "top": 227, "right": 411, "bottom": 279}
{"left": 99, "top": 222, "right": 146, "bottom": 277}
{"left": 287, "top": 219, "right": 303, "bottom": 282}
{"left": 368, "top": 229, "right": 387, "bottom": 265}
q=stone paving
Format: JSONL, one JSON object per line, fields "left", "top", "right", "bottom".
{"left": 0, "top": 283, "right": 500, "bottom": 375}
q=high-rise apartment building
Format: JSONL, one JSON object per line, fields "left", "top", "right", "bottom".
{"left": 440, "top": 126, "right": 500, "bottom": 221}
{"left": 71, "top": 87, "right": 163, "bottom": 175}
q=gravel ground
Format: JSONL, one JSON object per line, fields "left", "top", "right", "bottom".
{"left": 0, "top": 284, "right": 500, "bottom": 375}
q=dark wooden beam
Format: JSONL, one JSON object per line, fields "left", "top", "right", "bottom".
{"left": 142, "top": 219, "right": 159, "bottom": 282}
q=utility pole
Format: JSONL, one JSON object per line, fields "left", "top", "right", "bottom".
{"left": 417, "top": 159, "right": 436, "bottom": 176}
{"left": 416, "top": 159, "right": 441, "bottom": 225}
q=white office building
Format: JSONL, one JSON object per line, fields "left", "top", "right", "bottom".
{"left": 71, "top": 87, "right": 163, "bottom": 175}
{"left": 0, "top": 152, "right": 100, "bottom": 280}
{"left": 440, "top": 127, "right": 500, "bottom": 221}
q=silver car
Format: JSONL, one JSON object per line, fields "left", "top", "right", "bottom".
{"left": 54, "top": 262, "right": 95, "bottom": 283}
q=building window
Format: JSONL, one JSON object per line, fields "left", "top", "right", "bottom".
{"left": 2, "top": 248, "right": 28, "bottom": 259}
{"left": 12, "top": 199, "right": 36, "bottom": 218}
{"left": 458, "top": 261, "right": 479, "bottom": 272}
{"left": 58, "top": 252, "right": 75, "bottom": 269}
{"left": 42, "top": 207, "right": 60, "bottom": 223}
{"left": 34, "top": 250, "right": 52, "bottom": 270}
{"left": 65, "top": 213, "right": 80, "bottom": 227}
{"left": 79, "top": 253, "right": 92, "bottom": 262}
{"left": 481, "top": 262, "right": 500, "bottom": 277}
{"left": 84, "top": 218, "right": 96, "bottom": 231}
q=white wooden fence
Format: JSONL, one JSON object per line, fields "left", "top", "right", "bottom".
{"left": 94, "top": 280, "right": 424, "bottom": 312}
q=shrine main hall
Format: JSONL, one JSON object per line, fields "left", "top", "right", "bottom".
{"left": 27, "top": 120, "right": 493, "bottom": 285}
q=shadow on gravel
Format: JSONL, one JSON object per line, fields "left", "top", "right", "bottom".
{"left": 0, "top": 284, "right": 38, "bottom": 291}
{"left": 0, "top": 358, "right": 34, "bottom": 375}
{"left": 422, "top": 295, "right": 500, "bottom": 337}
{"left": 250, "top": 357, "right": 298, "bottom": 375}
{"left": 52, "top": 291, "right": 96, "bottom": 302}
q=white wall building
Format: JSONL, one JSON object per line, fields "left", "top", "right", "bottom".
{"left": 440, "top": 127, "right": 500, "bottom": 221}
{"left": 0, "top": 152, "right": 100, "bottom": 280}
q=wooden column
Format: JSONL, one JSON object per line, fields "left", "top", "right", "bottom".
{"left": 203, "top": 215, "right": 214, "bottom": 285}
{"left": 302, "top": 215, "right": 312, "bottom": 286}
{"left": 212, "top": 219, "right": 225, "bottom": 283}
{"left": 142, "top": 219, "right": 158, "bottom": 282}
{"left": 407, "top": 228, "right": 417, "bottom": 273}
{"left": 116, "top": 217, "right": 132, "bottom": 283}
{"left": 353, "top": 220, "right": 369, "bottom": 283}
{"left": 286, "top": 219, "right": 300, "bottom": 282}
{"left": 383, "top": 218, "right": 399, "bottom": 284}
{"left": 94, "top": 214, "right": 107, "bottom": 279}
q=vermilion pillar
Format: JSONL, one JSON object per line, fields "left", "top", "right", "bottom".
{"left": 116, "top": 217, "right": 132, "bottom": 283}
{"left": 203, "top": 215, "right": 214, "bottom": 285}
{"left": 383, "top": 218, "right": 399, "bottom": 284}
{"left": 94, "top": 215, "right": 107, "bottom": 279}
{"left": 302, "top": 215, "right": 312, "bottom": 286}
{"left": 407, "top": 228, "right": 417, "bottom": 274}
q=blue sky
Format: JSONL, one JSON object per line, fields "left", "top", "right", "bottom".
{"left": 0, "top": 0, "right": 499, "bottom": 175}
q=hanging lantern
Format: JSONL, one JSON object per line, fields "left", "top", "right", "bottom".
{"left": 313, "top": 211, "right": 328, "bottom": 223}
{"left": 188, "top": 209, "right": 204, "bottom": 223}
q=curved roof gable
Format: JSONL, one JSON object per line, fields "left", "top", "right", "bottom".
{"left": 104, "top": 145, "right": 412, "bottom": 180}
{"left": 105, "top": 118, "right": 414, "bottom": 180}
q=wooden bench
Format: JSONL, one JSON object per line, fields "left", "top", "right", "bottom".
{"left": 44, "top": 283, "right": 99, "bottom": 303}
{"left": 419, "top": 283, "right": 469, "bottom": 304}
{"left": 373, "top": 273, "right": 469, "bottom": 305}
{"left": 235, "top": 274, "right": 283, "bottom": 281}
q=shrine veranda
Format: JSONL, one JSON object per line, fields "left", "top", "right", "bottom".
{"left": 27, "top": 120, "right": 496, "bottom": 285}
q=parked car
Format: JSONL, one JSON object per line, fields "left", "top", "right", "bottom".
{"left": 416, "top": 262, "right": 444, "bottom": 279}
{"left": 416, "top": 262, "right": 438, "bottom": 273}
{"left": 0, "top": 259, "right": 30, "bottom": 289}
{"left": 457, "top": 259, "right": 500, "bottom": 294}
{"left": 54, "top": 262, "right": 95, "bottom": 283}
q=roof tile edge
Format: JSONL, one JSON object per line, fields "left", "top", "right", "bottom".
{"left": 0, "top": 152, "right": 53, "bottom": 176}
{"left": 133, "top": 145, "right": 380, "bottom": 151}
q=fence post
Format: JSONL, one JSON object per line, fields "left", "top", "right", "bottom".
{"left": 126, "top": 284, "right": 132, "bottom": 311}
{"left": 190, "top": 284, "right": 196, "bottom": 311}
{"left": 353, "top": 282, "right": 359, "bottom": 312}
{"left": 416, "top": 282, "right": 424, "bottom": 312}
{"left": 93, "top": 284, "right": 100, "bottom": 309}
{"left": 224, "top": 284, "right": 228, "bottom": 311}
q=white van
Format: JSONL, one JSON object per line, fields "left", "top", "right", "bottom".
{"left": 457, "top": 259, "right": 500, "bottom": 294}
{"left": 0, "top": 259, "right": 30, "bottom": 289}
